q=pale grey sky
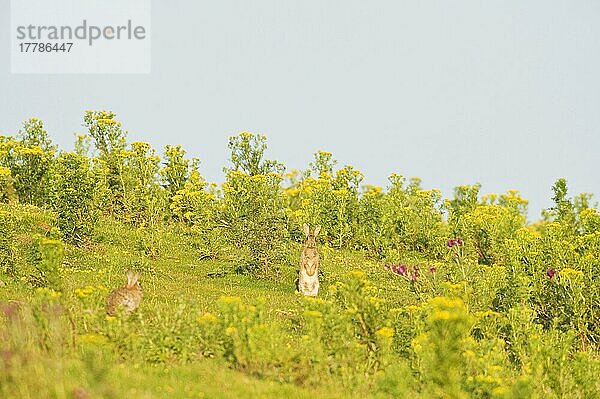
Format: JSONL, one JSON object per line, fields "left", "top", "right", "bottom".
{"left": 1, "top": 1, "right": 599, "bottom": 219}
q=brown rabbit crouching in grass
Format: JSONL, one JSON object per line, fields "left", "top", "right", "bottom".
{"left": 298, "top": 224, "right": 321, "bottom": 296}
{"left": 106, "top": 269, "right": 142, "bottom": 315}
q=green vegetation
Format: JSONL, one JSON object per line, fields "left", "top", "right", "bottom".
{"left": 1, "top": 112, "right": 600, "bottom": 398}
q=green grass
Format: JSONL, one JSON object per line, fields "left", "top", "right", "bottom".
{"left": 3, "top": 217, "right": 599, "bottom": 398}
{"left": 1, "top": 346, "right": 349, "bottom": 399}
{"left": 0, "top": 219, "right": 396, "bottom": 398}
{"left": 58, "top": 219, "right": 400, "bottom": 319}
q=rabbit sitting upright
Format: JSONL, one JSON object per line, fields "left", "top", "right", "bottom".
{"left": 106, "top": 269, "right": 142, "bottom": 315}
{"left": 298, "top": 224, "right": 321, "bottom": 296}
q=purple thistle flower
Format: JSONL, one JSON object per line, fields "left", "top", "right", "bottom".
{"left": 429, "top": 266, "right": 436, "bottom": 273}
{"left": 448, "top": 238, "right": 464, "bottom": 248}
{"left": 398, "top": 264, "right": 407, "bottom": 276}
{"left": 391, "top": 264, "right": 407, "bottom": 276}
{"left": 546, "top": 268, "right": 557, "bottom": 279}
{"left": 410, "top": 271, "right": 418, "bottom": 281}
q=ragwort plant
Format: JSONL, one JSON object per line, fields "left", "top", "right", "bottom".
{"left": 217, "top": 295, "right": 294, "bottom": 380}
{"left": 0, "top": 119, "right": 56, "bottom": 206}
{"left": 113, "top": 142, "right": 167, "bottom": 226}
{"left": 222, "top": 132, "right": 288, "bottom": 277}
{"left": 354, "top": 184, "right": 386, "bottom": 256}
{"left": 321, "top": 271, "right": 395, "bottom": 375}
{"left": 380, "top": 174, "right": 447, "bottom": 259}
{"left": 0, "top": 166, "right": 17, "bottom": 203}
{"left": 2, "top": 113, "right": 600, "bottom": 398}
{"left": 288, "top": 150, "right": 364, "bottom": 248}
{"left": 160, "top": 144, "right": 192, "bottom": 197}
{"left": 83, "top": 110, "right": 134, "bottom": 219}
{"left": 165, "top": 152, "right": 215, "bottom": 229}
{"left": 49, "top": 152, "right": 102, "bottom": 244}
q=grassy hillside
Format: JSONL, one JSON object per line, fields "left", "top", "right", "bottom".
{"left": 0, "top": 215, "right": 386, "bottom": 398}
{"left": 2, "top": 204, "right": 600, "bottom": 398}
{"left": 2, "top": 113, "right": 600, "bottom": 398}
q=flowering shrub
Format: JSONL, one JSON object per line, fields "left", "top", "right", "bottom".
{"left": 217, "top": 296, "right": 295, "bottom": 379}
{"left": 160, "top": 145, "right": 192, "bottom": 196}
{"left": 445, "top": 189, "right": 528, "bottom": 267}
{"left": 84, "top": 110, "right": 126, "bottom": 157}
{"left": 1, "top": 114, "right": 600, "bottom": 397}
{"left": 119, "top": 142, "right": 167, "bottom": 226}
{"left": 0, "top": 119, "right": 55, "bottom": 206}
{"left": 221, "top": 132, "right": 288, "bottom": 276}
{"left": 543, "top": 178, "right": 600, "bottom": 236}
{"left": 0, "top": 166, "right": 16, "bottom": 203}
{"left": 354, "top": 185, "right": 387, "bottom": 255}
{"left": 409, "top": 297, "right": 476, "bottom": 397}
{"left": 169, "top": 168, "right": 215, "bottom": 228}
{"left": 160, "top": 145, "right": 220, "bottom": 258}
{"left": 222, "top": 170, "right": 287, "bottom": 275}
{"left": 227, "top": 132, "right": 284, "bottom": 176}
{"left": 317, "top": 271, "right": 394, "bottom": 375}
{"left": 380, "top": 174, "right": 447, "bottom": 258}
{"left": 446, "top": 184, "right": 482, "bottom": 226}
{"left": 82, "top": 111, "right": 168, "bottom": 224}
{"left": 285, "top": 150, "right": 364, "bottom": 249}
{"left": 49, "top": 152, "right": 101, "bottom": 243}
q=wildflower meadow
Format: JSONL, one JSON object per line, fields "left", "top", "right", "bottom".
{"left": 1, "top": 112, "right": 599, "bottom": 398}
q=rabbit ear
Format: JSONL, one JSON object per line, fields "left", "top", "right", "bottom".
{"left": 313, "top": 225, "right": 321, "bottom": 236}
{"left": 126, "top": 269, "right": 139, "bottom": 287}
{"left": 302, "top": 223, "right": 310, "bottom": 236}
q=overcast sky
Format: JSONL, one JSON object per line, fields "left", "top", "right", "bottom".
{"left": 1, "top": 1, "right": 599, "bottom": 219}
